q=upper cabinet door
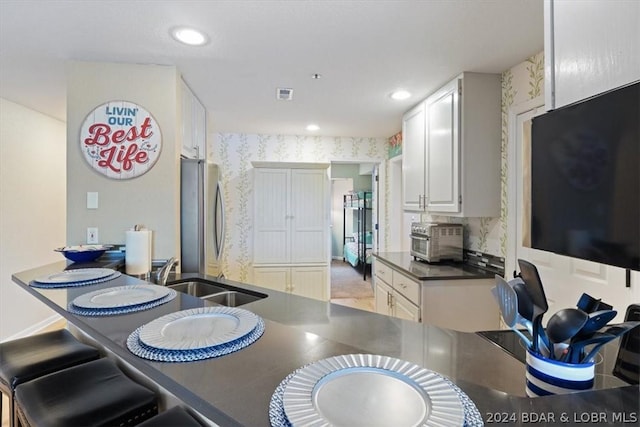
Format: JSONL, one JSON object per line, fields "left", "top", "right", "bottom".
{"left": 547, "top": 0, "right": 640, "bottom": 109}
{"left": 425, "top": 79, "right": 460, "bottom": 213}
{"left": 401, "top": 101, "right": 426, "bottom": 211}
{"left": 181, "top": 79, "right": 207, "bottom": 159}
{"left": 181, "top": 80, "right": 197, "bottom": 159}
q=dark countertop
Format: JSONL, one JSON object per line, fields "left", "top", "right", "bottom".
{"left": 12, "top": 261, "right": 639, "bottom": 426}
{"left": 374, "top": 251, "right": 495, "bottom": 281}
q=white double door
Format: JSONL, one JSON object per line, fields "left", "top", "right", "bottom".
{"left": 254, "top": 167, "right": 328, "bottom": 264}
{"left": 509, "top": 99, "right": 639, "bottom": 323}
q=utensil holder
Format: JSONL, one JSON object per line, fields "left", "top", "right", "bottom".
{"left": 525, "top": 348, "right": 594, "bottom": 396}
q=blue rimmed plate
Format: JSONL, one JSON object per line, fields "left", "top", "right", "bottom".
{"left": 138, "top": 306, "right": 260, "bottom": 351}
{"left": 68, "top": 289, "right": 177, "bottom": 317}
{"left": 127, "top": 317, "right": 265, "bottom": 363}
{"left": 72, "top": 284, "right": 171, "bottom": 309}
{"left": 33, "top": 268, "right": 116, "bottom": 284}
{"left": 30, "top": 270, "right": 121, "bottom": 288}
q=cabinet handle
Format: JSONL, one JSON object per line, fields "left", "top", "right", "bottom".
{"left": 389, "top": 294, "right": 395, "bottom": 308}
{"left": 400, "top": 283, "right": 407, "bottom": 289}
{"left": 387, "top": 292, "right": 391, "bottom": 307}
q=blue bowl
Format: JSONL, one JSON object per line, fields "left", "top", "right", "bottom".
{"left": 55, "top": 246, "right": 110, "bottom": 263}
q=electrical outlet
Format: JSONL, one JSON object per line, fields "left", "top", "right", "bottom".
{"left": 87, "top": 227, "right": 99, "bottom": 244}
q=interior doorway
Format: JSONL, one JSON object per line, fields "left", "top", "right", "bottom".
{"left": 329, "top": 162, "right": 377, "bottom": 312}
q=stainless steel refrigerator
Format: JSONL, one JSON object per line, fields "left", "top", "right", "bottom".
{"left": 180, "top": 159, "right": 224, "bottom": 275}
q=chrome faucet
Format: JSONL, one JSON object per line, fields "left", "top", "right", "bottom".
{"left": 156, "top": 257, "right": 179, "bottom": 286}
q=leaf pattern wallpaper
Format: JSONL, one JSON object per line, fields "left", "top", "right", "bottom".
{"left": 211, "top": 134, "right": 388, "bottom": 281}
{"left": 211, "top": 51, "right": 544, "bottom": 282}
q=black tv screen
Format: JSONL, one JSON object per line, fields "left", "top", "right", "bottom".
{"left": 531, "top": 81, "right": 639, "bottom": 271}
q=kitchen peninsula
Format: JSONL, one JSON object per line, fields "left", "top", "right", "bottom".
{"left": 12, "top": 261, "right": 638, "bottom": 426}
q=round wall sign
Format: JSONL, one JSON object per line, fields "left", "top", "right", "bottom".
{"left": 80, "top": 100, "right": 162, "bottom": 179}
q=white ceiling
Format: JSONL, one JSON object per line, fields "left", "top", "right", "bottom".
{"left": 0, "top": 0, "right": 544, "bottom": 138}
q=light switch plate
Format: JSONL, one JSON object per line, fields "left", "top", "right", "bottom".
{"left": 87, "top": 192, "right": 98, "bottom": 209}
{"left": 87, "top": 227, "right": 98, "bottom": 244}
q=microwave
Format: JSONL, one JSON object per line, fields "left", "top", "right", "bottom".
{"left": 410, "top": 222, "right": 464, "bottom": 263}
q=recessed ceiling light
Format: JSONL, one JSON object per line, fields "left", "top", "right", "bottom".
{"left": 306, "top": 124, "right": 320, "bottom": 131}
{"left": 390, "top": 90, "right": 411, "bottom": 100}
{"left": 171, "top": 27, "right": 208, "bottom": 46}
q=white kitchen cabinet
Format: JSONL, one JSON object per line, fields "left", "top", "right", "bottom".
{"left": 181, "top": 79, "right": 206, "bottom": 159}
{"left": 252, "top": 162, "right": 330, "bottom": 301}
{"left": 401, "top": 72, "right": 501, "bottom": 217}
{"left": 374, "top": 260, "right": 420, "bottom": 322}
{"left": 401, "top": 101, "right": 426, "bottom": 211}
{"left": 393, "top": 291, "right": 420, "bottom": 322}
{"left": 374, "top": 257, "right": 499, "bottom": 330}
{"left": 545, "top": 0, "right": 640, "bottom": 110}
{"left": 375, "top": 279, "right": 393, "bottom": 316}
{"left": 424, "top": 79, "right": 459, "bottom": 213}
{"left": 253, "top": 266, "right": 327, "bottom": 300}
{"left": 421, "top": 278, "right": 499, "bottom": 332}
{"left": 425, "top": 72, "right": 501, "bottom": 217}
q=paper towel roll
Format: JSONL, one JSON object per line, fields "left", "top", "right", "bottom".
{"left": 125, "top": 229, "right": 152, "bottom": 275}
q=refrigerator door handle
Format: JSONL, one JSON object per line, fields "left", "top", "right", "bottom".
{"left": 214, "top": 180, "right": 225, "bottom": 260}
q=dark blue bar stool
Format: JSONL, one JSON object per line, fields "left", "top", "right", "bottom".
{"left": 0, "top": 329, "right": 100, "bottom": 427}
{"left": 14, "top": 358, "right": 158, "bottom": 427}
{"left": 137, "top": 406, "right": 203, "bottom": 426}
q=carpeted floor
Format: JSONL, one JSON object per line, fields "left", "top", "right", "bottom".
{"left": 330, "top": 260, "right": 374, "bottom": 299}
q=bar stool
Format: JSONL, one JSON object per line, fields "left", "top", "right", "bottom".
{"left": 14, "top": 358, "right": 158, "bottom": 427}
{"left": 137, "top": 406, "right": 203, "bottom": 427}
{"left": 0, "top": 329, "right": 101, "bottom": 427}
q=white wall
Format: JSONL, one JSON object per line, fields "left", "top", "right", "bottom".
{"left": 0, "top": 99, "right": 66, "bottom": 340}
{"left": 66, "top": 61, "right": 181, "bottom": 261}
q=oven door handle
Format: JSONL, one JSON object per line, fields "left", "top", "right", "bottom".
{"left": 411, "top": 235, "right": 430, "bottom": 241}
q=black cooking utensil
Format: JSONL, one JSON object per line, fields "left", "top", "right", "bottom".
{"left": 576, "top": 293, "right": 601, "bottom": 313}
{"left": 576, "top": 309, "right": 618, "bottom": 338}
{"left": 582, "top": 321, "right": 640, "bottom": 363}
{"left": 546, "top": 308, "right": 588, "bottom": 359}
{"left": 577, "top": 292, "right": 614, "bottom": 313}
{"left": 511, "top": 278, "right": 552, "bottom": 354}
{"left": 517, "top": 259, "right": 549, "bottom": 354}
{"left": 565, "top": 332, "right": 617, "bottom": 363}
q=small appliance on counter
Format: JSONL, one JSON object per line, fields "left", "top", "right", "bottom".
{"left": 410, "top": 222, "right": 463, "bottom": 263}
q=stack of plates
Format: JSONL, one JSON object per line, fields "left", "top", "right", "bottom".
{"left": 127, "top": 306, "right": 265, "bottom": 362}
{"left": 68, "top": 284, "right": 177, "bottom": 316}
{"left": 31, "top": 268, "right": 120, "bottom": 288}
{"left": 269, "top": 354, "right": 483, "bottom": 427}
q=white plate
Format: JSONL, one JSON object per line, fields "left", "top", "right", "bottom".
{"left": 34, "top": 268, "right": 117, "bottom": 284}
{"left": 138, "top": 307, "right": 259, "bottom": 351}
{"left": 282, "top": 354, "right": 465, "bottom": 427}
{"left": 72, "top": 284, "right": 171, "bottom": 309}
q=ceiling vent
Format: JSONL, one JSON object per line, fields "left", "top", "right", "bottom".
{"left": 276, "top": 87, "right": 294, "bottom": 101}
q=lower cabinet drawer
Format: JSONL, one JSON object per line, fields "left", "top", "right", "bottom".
{"left": 392, "top": 271, "right": 420, "bottom": 306}
{"left": 373, "top": 260, "right": 393, "bottom": 282}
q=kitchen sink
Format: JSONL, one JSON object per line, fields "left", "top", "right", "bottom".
{"left": 166, "top": 279, "right": 267, "bottom": 307}
{"left": 202, "top": 291, "right": 263, "bottom": 307}
{"left": 166, "top": 281, "right": 229, "bottom": 297}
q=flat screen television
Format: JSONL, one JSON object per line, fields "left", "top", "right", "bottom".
{"left": 530, "top": 81, "right": 639, "bottom": 271}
